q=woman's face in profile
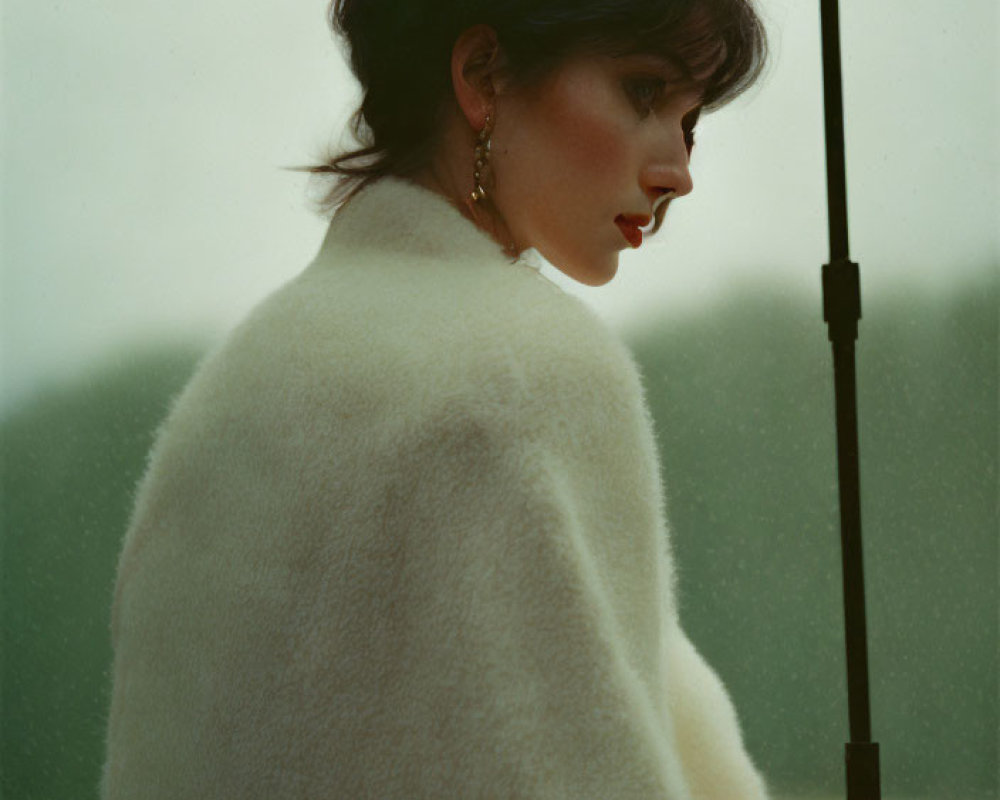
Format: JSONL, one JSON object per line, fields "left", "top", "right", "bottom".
{"left": 491, "top": 52, "right": 702, "bottom": 286}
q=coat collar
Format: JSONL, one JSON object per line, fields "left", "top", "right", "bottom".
{"left": 317, "top": 176, "right": 521, "bottom": 269}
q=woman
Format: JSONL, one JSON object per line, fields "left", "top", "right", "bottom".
{"left": 102, "top": 1, "right": 769, "bottom": 797}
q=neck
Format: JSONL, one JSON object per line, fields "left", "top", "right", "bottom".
{"left": 409, "top": 123, "right": 520, "bottom": 259}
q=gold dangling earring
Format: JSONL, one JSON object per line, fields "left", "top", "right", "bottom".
{"left": 469, "top": 113, "right": 493, "bottom": 204}
{"left": 465, "top": 111, "right": 517, "bottom": 258}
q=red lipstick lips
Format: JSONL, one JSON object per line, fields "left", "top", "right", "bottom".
{"left": 615, "top": 214, "right": 651, "bottom": 249}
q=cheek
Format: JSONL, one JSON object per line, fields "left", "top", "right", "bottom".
{"left": 492, "top": 76, "right": 634, "bottom": 248}
{"left": 501, "top": 81, "right": 630, "bottom": 192}
{"left": 546, "top": 82, "right": 630, "bottom": 174}
{"left": 563, "top": 117, "right": 626, "bottom": 173}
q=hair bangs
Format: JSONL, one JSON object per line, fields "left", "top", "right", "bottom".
{"left": 632, "top": 1, "right": 764, "bottom": 109}
{"left": 542, "top": 0, "right": 767, "bottom": 110}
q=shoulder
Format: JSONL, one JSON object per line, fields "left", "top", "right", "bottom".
{"left": 151, "top": 261, "right": 647, "bottom": 496}
{"left": 155, "top": 178, "right": 648, "bottom": 450}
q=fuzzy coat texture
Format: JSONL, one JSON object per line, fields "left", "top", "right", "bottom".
{"left": 102, "top": 177, "right": 770, "bottom": 799}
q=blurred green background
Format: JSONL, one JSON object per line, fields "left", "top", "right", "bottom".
{"left": 2, "top": 273, "right": 996, "bottom": 799}
{"left": 3, "top": 0, "right": 996, "bottom": 796}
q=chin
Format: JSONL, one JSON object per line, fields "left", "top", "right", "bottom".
{"left": 548, "top": 250, "right": 620, "bottom": 287}
{"left": 572, "top": 259, "right": 619, "bottom": 287}
{"left": 575, "top": 271, "right": 616, "bottom": 287}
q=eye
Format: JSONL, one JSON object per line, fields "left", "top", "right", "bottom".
{"left": 624, "top": 76, "right": 667, "bottom": 117}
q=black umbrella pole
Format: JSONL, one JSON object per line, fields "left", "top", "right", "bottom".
{"left": 827, "top": 324, "right": 881, "bottom": 800}
{"left": 819, "top": 0, "right": 881, "bottom": 797}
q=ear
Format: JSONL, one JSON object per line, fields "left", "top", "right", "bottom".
{"left": 450, "top": 25, "right": 503, "bottom": 131}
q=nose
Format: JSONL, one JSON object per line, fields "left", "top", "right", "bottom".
{"left": 641, "top": 128, "right": 694, "bottom": 204}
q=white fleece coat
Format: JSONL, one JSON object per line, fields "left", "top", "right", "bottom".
{"left": 102, "top": 177, "right": 769, "bottom": 799}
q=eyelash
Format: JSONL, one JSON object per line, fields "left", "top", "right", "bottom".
{"left": 625, "top": 77, "right": 699, "bottom": 153}
{"left": 683, "top": 124, "right": 697, "bottom": 153}
{"left": 624, "top": 77, "right": 667, "bottom": 117}
{"left": 681, "top": 109, "right": 700, "bottom": 154}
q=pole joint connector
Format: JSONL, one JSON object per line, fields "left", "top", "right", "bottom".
{"left": 823, "top": 258, "right": 862, "bottom": 343}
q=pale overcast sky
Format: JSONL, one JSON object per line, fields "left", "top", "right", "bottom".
{"left": 2, "top": 0, "right": 997, "bottom": 412}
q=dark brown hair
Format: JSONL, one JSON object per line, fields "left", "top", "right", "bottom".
{"left": 313, "top": 0, "right": 767, "bottom": 214}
